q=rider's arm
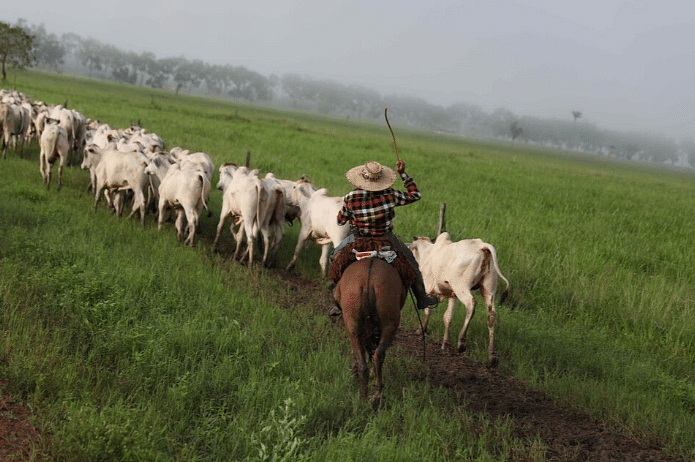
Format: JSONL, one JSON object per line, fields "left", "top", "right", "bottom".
{"left": 394, "top": 171, "right": 421, "bottom": 205}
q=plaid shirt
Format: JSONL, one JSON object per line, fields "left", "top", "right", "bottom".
{"left": 337, "top": 173, "right": 421, "bottom": 237}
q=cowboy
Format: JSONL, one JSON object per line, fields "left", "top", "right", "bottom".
{"left": 328, "top": 159, "right": 439, "bottom": 315}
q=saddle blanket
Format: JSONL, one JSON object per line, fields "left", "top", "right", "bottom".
{"left": 353, "top": 247, "right": 397, "bottom": 263}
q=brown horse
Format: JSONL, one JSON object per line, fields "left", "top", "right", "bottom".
{"left": 334, "top": 257, "right": 407, "bottom": 409}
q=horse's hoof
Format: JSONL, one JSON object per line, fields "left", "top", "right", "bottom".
{"left": 370, "top": 394, "right": 383, "bottom": 411}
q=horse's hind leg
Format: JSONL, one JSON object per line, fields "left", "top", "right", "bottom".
{"left": 371, "top": 324, "right": 398, "bottom": 410}
{"left": 347, "top": 335, "right": 369, "bottom": 400}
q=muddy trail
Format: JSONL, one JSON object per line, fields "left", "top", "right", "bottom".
{"left": 1, "top": 259, "right": 683, "bottom": 461}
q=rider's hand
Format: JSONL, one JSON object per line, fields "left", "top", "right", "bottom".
{"left": 396, "top": 159, "right": 406, "bottom": 174}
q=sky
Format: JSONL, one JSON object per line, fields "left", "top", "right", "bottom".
{"left": 5, "top": 0, "right": 695, "bottom": 139}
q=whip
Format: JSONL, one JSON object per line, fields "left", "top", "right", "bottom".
{"left": 384, "top": 108, "right": 400, "bottom": 163}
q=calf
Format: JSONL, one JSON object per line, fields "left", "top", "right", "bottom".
{"left": 408, "top": 232, "right": 509, "bottom": 365}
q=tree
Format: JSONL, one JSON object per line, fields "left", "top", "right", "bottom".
{"left": 0, "top": 21, "right": 36, "bottom": 81}
{"left": 510, "top": 121, "right": 523, "bottom": 143}
{"left": 77, "top": 38, "right": 104, "bottom": 76}
{"left": 572, "top": 110, "right": 582, "bottom": 122}
{"left": 28, "top": 24, "right": 65, "bottom": 72}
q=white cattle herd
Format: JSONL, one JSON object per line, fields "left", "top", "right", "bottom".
{"left": 1, "top": 88, "right": 511, "bottom": 361}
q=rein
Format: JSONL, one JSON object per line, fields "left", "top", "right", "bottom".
{"left": 409, "top": 289, "right": 427, "bottom": 362}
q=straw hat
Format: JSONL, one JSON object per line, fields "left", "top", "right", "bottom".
{"left": 345, "top": 161, "right": 397, "bottom": 191}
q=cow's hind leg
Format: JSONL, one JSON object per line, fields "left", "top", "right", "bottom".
{"left": 479, "top": 282, "right": 499, "bottom": 366}
{"left": 455, "top": 290, "right": 476, "bottom": 354}
{"left": 126, "top": 190, "right": 147, "bottom": 226}
{"left": 183, "top": 207, "right": 198, "bottom": 247}
{"left": 440, "top": 298, "right": 457, "bottom": 350}
{"left": 43, "top": 156, "right": 54, "bottom": 189}
{"left": 213, "top": 207, "right": 228, "bottom": 248}
{"left": 56, "top": 154, "right": 67, "bottom": 191}
{"left": 39, "top": 151, "right": 47, "bottom": 183}
{"left": 415, "top": 306, "right": 433, "bottom": 336}
{"left": 174, "top": 210, "right": 186, "bottom": 242}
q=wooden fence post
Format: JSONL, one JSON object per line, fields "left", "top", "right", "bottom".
{"left": 245, "top": 151, "right": 251, "bottom": 168}
{"left": 436, "top": 203, "right": 446, "bottom": 237}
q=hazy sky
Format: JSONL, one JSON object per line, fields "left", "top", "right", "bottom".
{"left": 5, "top": 1, "right": 695, "bottom": 139}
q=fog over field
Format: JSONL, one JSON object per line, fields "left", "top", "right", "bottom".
{"left": 5, "top": 0, "right": 695, "bottom": 140}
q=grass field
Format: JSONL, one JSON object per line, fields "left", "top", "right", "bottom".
{"left": 1, "top": 70, "right": 694, "bottom": 461}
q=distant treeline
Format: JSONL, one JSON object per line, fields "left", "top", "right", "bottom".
{"left": 16, "top": 19, "right": 695, "bottom": 168}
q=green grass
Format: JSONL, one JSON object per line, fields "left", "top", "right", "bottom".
{"left": 1, "top": 70, "right": 694, "bottom": 460}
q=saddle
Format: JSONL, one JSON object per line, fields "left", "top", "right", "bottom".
{"left": 328, "top": 236, "right": 416, "bottom": 286}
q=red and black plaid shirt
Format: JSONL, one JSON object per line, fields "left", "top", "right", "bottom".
{"left": 336, "top": 174, "right": 421, "bottom": 237}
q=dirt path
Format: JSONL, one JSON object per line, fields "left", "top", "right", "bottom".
{"left": 394, "top": 329, "right": 679, "bottom": 462}
{"left": 0, "top": 393, "right": 48, "bottom": 461}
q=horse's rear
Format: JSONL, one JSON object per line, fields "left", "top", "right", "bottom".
{"left": 334, "top": 257, "right": 406, "bottom": 409}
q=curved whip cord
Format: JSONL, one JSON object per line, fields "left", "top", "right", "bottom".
{"left": 384, "top": 108, "right": 400, "bottom": 162}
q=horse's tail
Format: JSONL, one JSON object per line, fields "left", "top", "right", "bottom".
{"left": 363, "top": 258, "right": 382, "bottom": 355}
{"left": 366, "top": 257, "right": 377, "bottom": 314}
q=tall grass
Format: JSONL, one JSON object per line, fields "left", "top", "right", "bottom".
{"left": 1, "top": 70, "right": 694, "bottom": 460}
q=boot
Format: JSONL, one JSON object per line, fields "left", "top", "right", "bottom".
{"left": 328, "top": 282, "right": 342, "bottom": 317}
{"left": 412, "top": 278, "right": 439, "bottom": 310}
{"left": 328, "top": 305, "right": 342, "bottom": 317}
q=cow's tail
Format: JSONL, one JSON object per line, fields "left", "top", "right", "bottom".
{"left": 270, "top": 188, "right": 285, "bottom": 231}
{"left": 484, "top": 243, "right": 510, "bottom": 304}
{"left": 198, "top": 172, "right": 212, "bottom": 217}
{"left": 45, "top": 127, "right": 59, "bottom": 163}
{"left": 253, "top": 183, "right": 265, "bottom": 237}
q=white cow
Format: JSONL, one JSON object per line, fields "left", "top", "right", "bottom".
{"left": 256, "top": 174, "right": 287, "bottom": 267}
{"left": 144, "top": 153, "right": 175, "bottom": 212}
{"left": 157, "top": 163, "right": 211, "bottom": 247}
{"left": 48, "top": 106, "right": 79, "bottom": 163}
{"left": 283, "top": 184, "right": 350, "bottom": 278}
{"left": 39, "top": 120, "right": 70, "bottom": 190}
{"left": 176, "top": 151, "right": 214, "bottom": 181}
{"left": 69, "top": 109, "right": 87, "bottom": 162}
{"left": 408, "top": 232, "right": 510, "bottom": 365}
{"left": 1, "top": 102, "right": 31, "bottom": 158}
{"left": 81, "top": 145, "right": 150, "bottom": 225}
{"left": 215, "top": 164, "right": 257, "bottom": 264}
{"left": 263, "top": 173, "right": 315, "bottom": 223}
{"left": 215, "top": 164, "right": 285, "bottom": 267}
